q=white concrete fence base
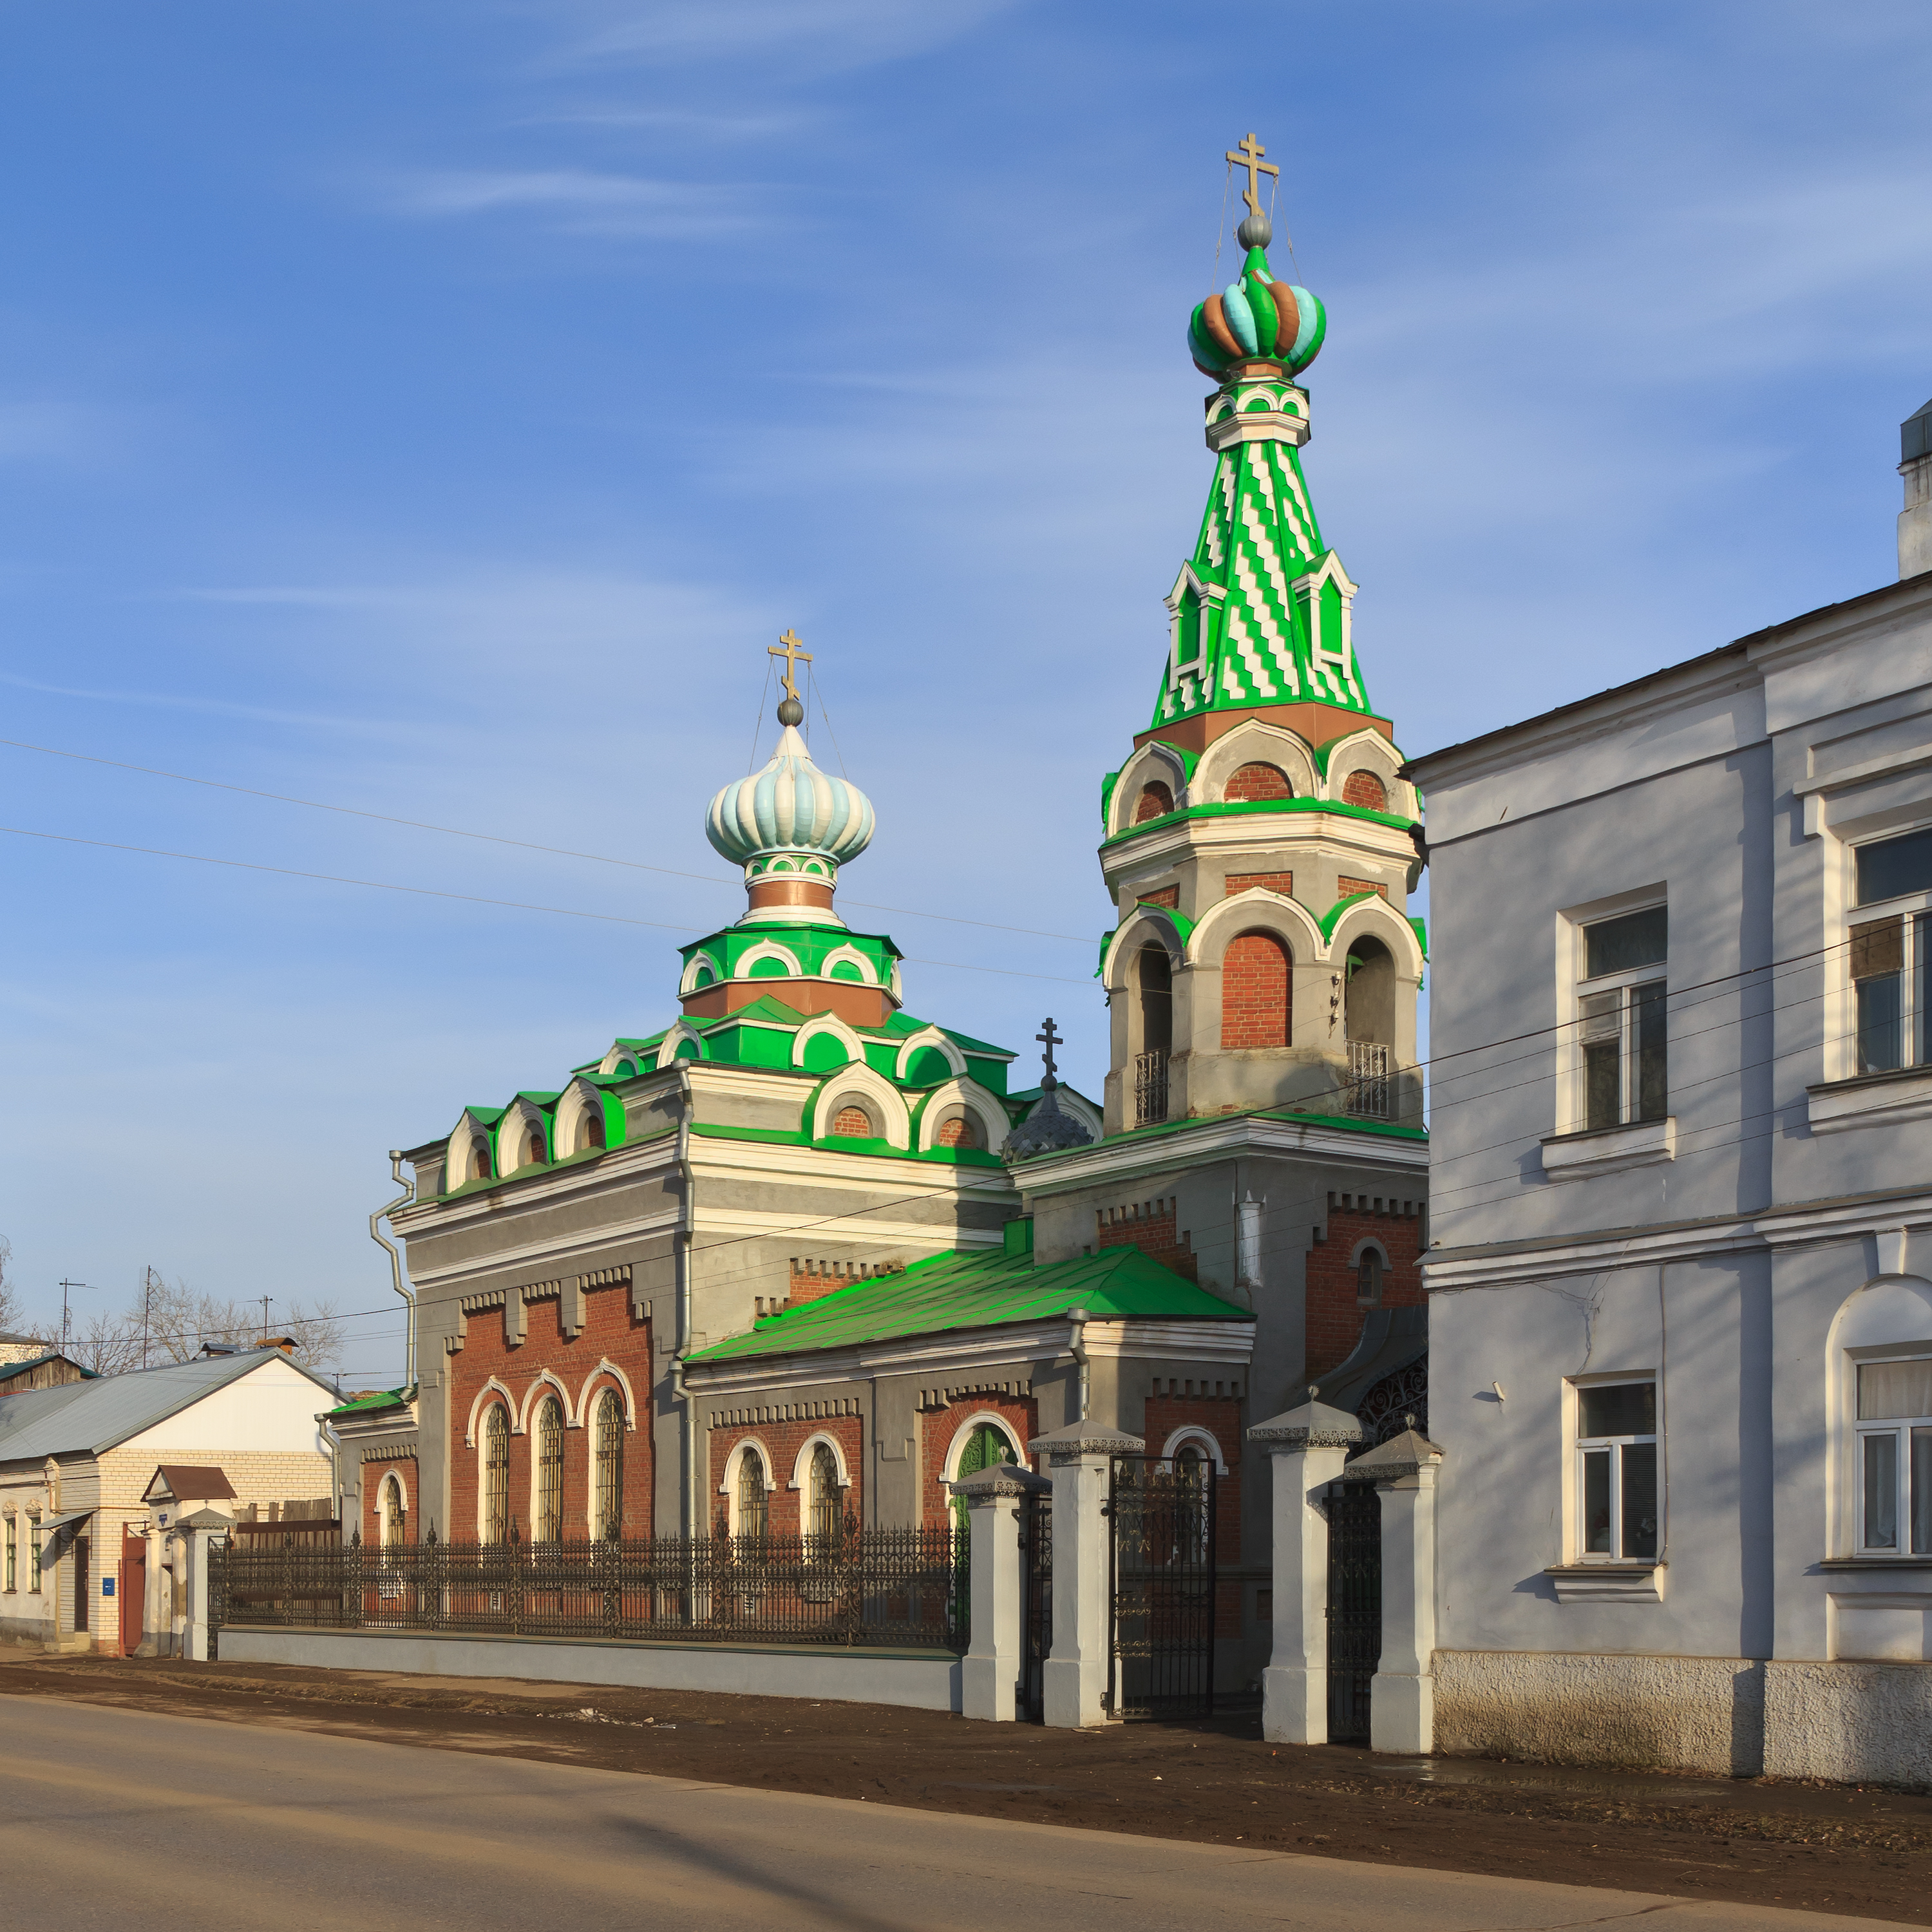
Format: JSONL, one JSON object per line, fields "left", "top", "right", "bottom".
{"left": 949, "top": 1463, "right": 1052, "bottom": 1723}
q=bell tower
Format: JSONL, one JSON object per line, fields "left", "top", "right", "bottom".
{"left": 1097, "top": 142, "right": 1425, "bottom": 1136}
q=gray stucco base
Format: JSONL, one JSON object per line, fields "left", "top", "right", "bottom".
{"left": 1763, "top": 1661, "right": 1932, "bottom": 1786}
{"left": 217, "top": 1625, "right": 964, "bottom": 1712}
{"left": 1434, "top": 1650, "right": 1766, "bottom": 1776}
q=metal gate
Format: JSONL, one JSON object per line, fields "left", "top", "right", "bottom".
{"left": 1325, "top": 1477, "right": 1381, "bottom": 1742}
{"left": 1019, "top": 1486, "right": 1052, "bottom": 1723}
{"left": 1106, "top": 1454, "right": 1216, "bottom": 1720}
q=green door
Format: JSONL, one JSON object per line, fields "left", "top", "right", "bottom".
{"left": 952, "top": 1423, "right": 1018, "bottom": 1526}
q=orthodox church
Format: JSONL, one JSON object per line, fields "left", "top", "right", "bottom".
{"left": 343, "top": 143, "right": 1432, "bottom": 1694}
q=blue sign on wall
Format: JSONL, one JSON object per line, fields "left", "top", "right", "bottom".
{"left": 102, "top": 1577, "right": 115, "bottom": 1596}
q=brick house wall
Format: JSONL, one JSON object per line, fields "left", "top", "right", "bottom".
{"left": 446, "top": 1277, "right": 652, "bottom": 1543}
{"left": 1305, "top": 1192, "right": 1426, "bottom": 1384}
{"left": 359, "top": 1454, "right": 420, "bottom": 1546}
{"left": 919, "top": 1392, "right": 1037, "bottom": 1527}
{"left": 1143, "top": 1390, "right": 1243, "bottom": 1636}
{"left": 1095, "top": 1197, "right": 1198, "bottom": 1282}
{"left": 1221, "top": 930, "right": 1291, "bottom": 1048}
{"left": 707, "top": 1410, "right": 864, "bottom": 1535}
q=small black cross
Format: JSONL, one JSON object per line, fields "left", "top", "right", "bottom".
{"left": 1036, "top": 1018, "right": 1063, "bottom": 1089}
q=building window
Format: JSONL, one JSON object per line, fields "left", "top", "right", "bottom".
{"left": 1851, "top": 827, "right": 1932, "bottom": 1075}
{"left": 1133, "top": 781, "right": 1174, "bottom": 824}
{"left": 575, "top": 1108, "right": 606, "bottom": 1154}
{"left": 936, "top": 1113, "right": 980, "bottom": 1150}
{"left": 593, "top": 1388, "right": 624, "bottom": 1540}
{"left": 808, "top": 1443, "right": 842, "bottom": 1544}
{"left": 735, "top": 1447, "right": 769, "bottom": 1545}
{"left": 29, "top": 1517, "right": 41, "bottom": 1591}
{"left": 534, "top": 1396, "right": 565, "bottom": 1543}
{"left": 1856, "top": 1358, "right": 1932, "bottom": 1555}
{"left": 829, "top": 1104, "right": 875, "bottom": 1139}
{"left": 480, "top": 1403, "right": 509, "bottom": 1544}
{"left": 1342, "top": 769, "right": 1388, "bottom": 811}
{"left": 1577, "top": 906, "right": 1667, "bottom": 1130}
{"left": 469, "top": 1135, "right": 492, "bottom": 1182}
{"left": 379, "top": 1473, "right": 405, "bottom": 1548}
{"left": 524, "top": 1128, "right": 546, "bottom": 1168}
{"left": 1575, "top": 1379, "right": 1659, "bottom": 1562}
{"left": 4, "top": 1516, "right": 13, "bottom": 1591}
{"left": 1356, "top": 1246, "right": 1384, "bottom": 1307}
{"left": 1224, "top": 761, "right": 1291, "bottom": 802}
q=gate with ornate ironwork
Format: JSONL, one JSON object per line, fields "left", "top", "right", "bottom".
{"left": 1325, "top": 1477, "right": 1381, "bottom": 1742}
{"left": 1106, "top": 1454, "right": 1215, "bottom": 1720}
{"left": 1019, "top": 1486, "right": 1052, "bottom": 1722}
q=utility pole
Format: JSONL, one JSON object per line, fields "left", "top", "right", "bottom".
{"left": 57, "top": 1280, "right": 91, "bottom": 1356}
{"left": 259, "top": 1294, "right": 272, "bottom": 1345}
{"left": 142, "top": 1265, "right": 159, "bottom": 1370}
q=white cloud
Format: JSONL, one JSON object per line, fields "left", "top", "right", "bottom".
{"left": 381, "top": 167, "right": 752, "bottom": 237}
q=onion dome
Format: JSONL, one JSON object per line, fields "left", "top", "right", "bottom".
{"left": 1187, "top": 240, "right": 1325, "bottom": 382}
{"left": 706, "top": 721, "right": 875, "bottom": 880}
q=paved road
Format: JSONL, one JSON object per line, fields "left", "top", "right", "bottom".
{"left": 0, "top": 1696, "right": 1899, "bottom": 1931}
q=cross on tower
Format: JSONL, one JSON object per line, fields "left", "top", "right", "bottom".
{"left": 768, "top": 629, "right": 813, "bottom": 703}
{"left": 1225, "top": 131, "right": 1278, "bottom": 218}
{"left": 1036, "top": 1017, "right": 1063, "bottom": 1090}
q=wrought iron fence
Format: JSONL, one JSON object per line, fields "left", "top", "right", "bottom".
{"left": 1133, "top": 1050, "right": 1169, "bottom": 1127}
{"left": 1346, "top": 1040, "right": 1392, "bottom": 1119}
{"left": 209, "top": 1522, "right": 968, "bottom": 1651}
{"left": 1106, "top": 1454, "right": 1215, "bottom": 1720}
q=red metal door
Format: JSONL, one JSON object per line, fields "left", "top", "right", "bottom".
{"left": 120, "top": 1533, "right": 146, "bottom": 1655}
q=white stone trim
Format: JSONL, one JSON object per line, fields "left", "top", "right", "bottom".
{"left": 717, "top": 1434, "right": 779, "bottom": 1535}
{"left": 377, "top": 1469, "right": 409, "bottom": 1546}
{"left": 1540, "top": 1117, "right": 1677, "bottom": 1180}
{"left": 894, "top": 1025, "right": 967, "bottom": 1082}
{"left": 580, "top": 1359, "right": 638, "bottom": 1430}
{"left": 553, "top": 1077, "right": 611, "bottom": 1159}
{"left": 497, "top": 1098, "right": 551, "bottom": 1172}
{"left": 598, "top": 1043, "right": 645, "bottom": 1078}
{"left": 1186, "top": 889, "right": 1324, "bottom": 969}
{"left": 518, "top": 1371, "right": 576, "bottom": 1435}
{"left": 1111, "top": 740, "right": 1191, "bottom": 838}
{"left": 679, "top": 950, "right": 723, "bottom": 997}
{"left": 1810, "top": 1068, "right": 1932, "bottom": 1135}
{"left": 788, "top": 1430, "right": 853, "bottom": 1492}
{"left": 464, "top": 1379, "right": 516, "bottom": 1448}
{"left": 1319, "top": 724, "right": 1413, "bottom": 818}
{"left": 1325, "top": 893, "right": 1426, "bottom": 978}
{"left": 941, "top": 1410, "right": 1028, "bottom": 1482}
{"left": 810, "top": 1063, "right": 913, "bottom": 1150}
{"left": 1194, "top": 719, "right": 1318, "bottom": 804}
{"left": 913, "top": 1077, "right": 1010, "bottom": 1155}
{"left": 792, "top": 1014, "right": 867, "bottom": 1070}
{"left": 656, "top": 1021, "right": 707, "bottom": 1068}
{"left": 1160, "top": 1424, "right": 1229, "bottom": 1474}
{"left": 817, "top": 943, "right": 878, "bottom": 987}
{"left": 733, "top": 939, "right": 804, "bottom": 981}
{"left": 1101, "top": 905, "right": 1188, "bottom": 992}
{"left": 1544, "top": 1564, "right": 1665, "bottom": 1603}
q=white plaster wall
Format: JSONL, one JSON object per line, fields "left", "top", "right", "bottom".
{"left": 1764, "top": 1660, "right": 1932, "bottom": 1784}
{"left": 120, "top": 1357, "right": 333, "bottom": 1461}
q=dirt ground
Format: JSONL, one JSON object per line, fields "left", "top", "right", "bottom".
{"left": 5, "top": 1653, "right": 1930, "bottom": 1925}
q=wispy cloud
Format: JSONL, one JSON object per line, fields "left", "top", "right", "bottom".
{"left": 0, "top": 669, "right": 402, "bottom": 735}
{"left": 379, "top": 167, "right": 752, "bottom": 237}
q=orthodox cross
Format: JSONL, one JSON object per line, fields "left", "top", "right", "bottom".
{"left": 768, "top": 629, "right": 813, "bottom": 704}
{"left": 1225, "top": 131, "right": 1278, "bottom": 220}
{"left": 1036, "top": 1017, "right": 1063, "bottom": 1090}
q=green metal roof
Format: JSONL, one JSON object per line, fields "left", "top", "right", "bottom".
{"left": 687, "top": 1244, "right": 1251, "bottom": 1366}
{"left": 325, "top": 1387, "right": 411, "bottom": 1419}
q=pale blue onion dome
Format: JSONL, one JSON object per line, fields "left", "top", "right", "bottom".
{"left": 706, "top": 724, "right": 875, "bottom": 873}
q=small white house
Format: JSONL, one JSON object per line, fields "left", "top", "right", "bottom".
{"left": 0, "top": 1349, "right": 334, "bottom": 1654}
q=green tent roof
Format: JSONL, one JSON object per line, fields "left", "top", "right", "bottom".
{"left": 687, "top": 1244, "right": 1252, "bottom": 1366}
{"left": 325, "top": 1387, "right": 411, "bottom": 1419}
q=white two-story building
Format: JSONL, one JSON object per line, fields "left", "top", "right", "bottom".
{"left": 1408, "top": 396, "right": 1932, "bottom": 1783}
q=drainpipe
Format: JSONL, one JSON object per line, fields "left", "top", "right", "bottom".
{"left": 1067, "top": 1305, "right": 1091, "bottom": 1425}
{"left": 315, "top": 1409, "right": 345, "bottom": 1539}
{"left": 670, "top": 1063, "right": 699, "bottom": 1535}
{"left": 370, "top": 1150, "right": 417, "bottom": 1387}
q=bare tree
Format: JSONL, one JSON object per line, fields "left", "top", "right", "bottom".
{"left": 132, "top": 1273, "right": 343, "bottom": 1377}
{"left": 68, "top": 1307, "right": 144, "bottom": 1376}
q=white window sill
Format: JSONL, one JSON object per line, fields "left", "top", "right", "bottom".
{"left": 1539, "top": 1117, "right": 1676, "bottom": 1180}
{"left": 1806, "top": 1066, "right": 1932, "bottom": 1135}
{"left": 1545, "top": 1563, "right": 1665, "bottom": 1603}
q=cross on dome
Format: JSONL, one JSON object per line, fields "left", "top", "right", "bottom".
{"left": 1225, "top": 132, "right": 1278, "bottom": 220}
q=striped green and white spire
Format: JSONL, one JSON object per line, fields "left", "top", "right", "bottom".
{"left": 1153, "top": 136, "right": 1368, "bottom": 728}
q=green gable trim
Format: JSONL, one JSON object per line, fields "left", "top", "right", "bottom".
{"left": 1408, "top": 915, "right": 1428, "bottom": 958}
{"left": 1099, "top": 770, "right": 1120, "bottom": 831}
{"left": 689, "top": 1122, "right": 1005, "bottom": 1167}
{"left": 1133, "top": 900, "right": 1197, "bottom": 945}
{"left": 1099, "top": 796, "right": 1416, "bottom": 852}
{"left": 687, "top": 1243, "right": 1251, "bottom": 1365}
{"left": 1318, "top": 891, "right": 1379, "bottom": 940}
{"left": 1309, "top": 729, "right": 1405, "bottom": 777}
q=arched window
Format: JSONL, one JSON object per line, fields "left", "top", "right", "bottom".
{"left": 808, "top": 1442, "right": 843, "bottom": 1544}
{"left": 1137, "top": 945, "right": 1173, "bottom": 1056}
{"left": 592, "top": 1388, "right": 624, "bottom": 1540}
{"left": 379, "top": 1473, "right": 406, "bottom": 1548}
{"left": 1224, "top": 761, "right": 1291, "bottom": 802}
{"left": 468, "top": 1136, "right": 492, "bottom": 1182}
{"left": 736, "top": 1446, "right": 769, "bottom": 1545}
{"left": 936, "top": 1113, "right": 980, "bottom": 1150}
{"left": 1343, "top": 769, "right": 1388, "bottom": 811}
{"left": 1345, "top": 936, "right": 1396, "bottom": 1045}
{"left": 534, "top": 1396, "right": 565, "bottom": 1542}
{"left": 830, "top": 1104, "right": 875, "bottom": 1139}
{"left": 951, "top": 1420, "right": 1018, "bottom": 1525}
{"left": 1133, "top": 781, "right": 1175, "bottom": 824}
{"left": 1356, "top": 1246, "right": 1385, "bottom": 1308}
{"left": 1221, "top": 930, "right": 1291, "bottom": 1048}
{"left": 575, "top": 1107, "right": 606, "bottom": 1155}
{"left": 524, "top": 1127, "right": 545, "bottom": 1168}
{"left": 480, "top": 1403, "right": 509, "bottom": 1544}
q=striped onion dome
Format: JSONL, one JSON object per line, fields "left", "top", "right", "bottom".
{"left": 705, "top": 724, "right": 875, "bottom": 873}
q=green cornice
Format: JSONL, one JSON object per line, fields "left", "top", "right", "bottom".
{"left": 1311, "top": 730, "right": 1407, "bottom": 776}
{"left": 1100, "top": 795, "right": 1417, "bottom": 852}
{"left": 692, "top": 1121, "right": 1004, "bottom": 1167}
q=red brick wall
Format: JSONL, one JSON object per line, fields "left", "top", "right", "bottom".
{"left": 1336, "top": 875, "right": 1387, "bottom": 901}
{"left": 785, "top": 1258, "right": 902, "bottom": 1309}
{"left": 1305, "top": 1193, "right": 1426, "bottom": 1384}
{"left": 1224, "top": 761, "right": 1291, "bottom": 801}
{"left": 1137, "top": 886, "right": 1179, "bottom": 909}
{"left": 1095, "top": 1197, "right": 1198, "bottom": 1281}
{"left": 360, "top": 1455, "right": 420, "bottom": 1546}
{"left": 1143, "top": 1391, "right": 1244, "bottom": 1636}
{"left": 920, "top": 1393, "right": 1037, "bottom": 1527}
{"left": 1221, "top": 930, "right": 1291, "bottom": 1048}
{"left": 708, "top": 1414, "right": 864, "bottom": 1536}
{"left": 1341, "top": 769, "right": 1388, "bottom": 810}
{"left": 1226, "top": 871, "right": 1291, "bottom": 896}
{"left": 447, "top": 1280, "right": 653, "bottom": 1542}
{"left": 1133, "top": 782, "right": 1174, "bottom": 822}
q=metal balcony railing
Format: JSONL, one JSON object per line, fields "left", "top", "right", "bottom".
{"left": 1133, "top": 1050, "right": 1170, "bottom": 1127}
{"left": 1347, "top": 1041, "right": 1392, "bottom": 1119}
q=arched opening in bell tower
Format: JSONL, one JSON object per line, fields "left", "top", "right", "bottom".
{"left": 1344, "top": 936, "right": 1395, "bottom": 1045}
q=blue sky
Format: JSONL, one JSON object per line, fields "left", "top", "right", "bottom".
{"left": 1, "top": 1, "right": 1927, "bottom": 1378}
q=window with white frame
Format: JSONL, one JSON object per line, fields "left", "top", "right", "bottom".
{"left": 1850, "top": 826, "right": 1932, "bottom": 1077}
{"left": 1577, "top": 906, "right": 1667, "bottom": 1131}
{"left": 3, "top": 1514, "right": 12, "bottom": 1591}
{"left": 1574, "top": 1379, "right": 1659, "bottom": 1562}
{"left": 1856, "top": 1356, "right": 1932, "bottom": 1555}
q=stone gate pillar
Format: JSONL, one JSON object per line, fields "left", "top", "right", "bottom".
{"left": 1249, "top": 1394, "right": 1363, "bottom": 1745}
{"left": 1027, "top": 1424, "right": 1143, "bottom": 1727}
{"left": 949, "top": 1463, "right": 1050, "bottom": 1722}
{"left": 1349, "top": 1423, "right": 1443, "bottom": 1754}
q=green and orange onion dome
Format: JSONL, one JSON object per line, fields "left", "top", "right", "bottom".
{"left": 1188, "top": 218, "right": 1325, "bottom": 381}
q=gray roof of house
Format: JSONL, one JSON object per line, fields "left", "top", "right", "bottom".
{"left": 0, "top": 1350, "right": 334, "bottom": 1465}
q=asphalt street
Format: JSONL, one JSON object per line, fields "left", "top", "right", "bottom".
{"left": 0, "top": 1694, "right": 1901, "bottom": 1931}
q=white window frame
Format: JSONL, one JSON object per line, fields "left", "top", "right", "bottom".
{"left": 1554, "top": 887, "right": 1667, "bottom": 1135}
{"left": 1566, "top": 1373, "right": 1662, "bottom": 1565}
{"left": 1852, "top": 1351, "right": 1932, "bottom": 1557}
{"left": 1844, "top": 824, "right": 1932, "bottom": 1080}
